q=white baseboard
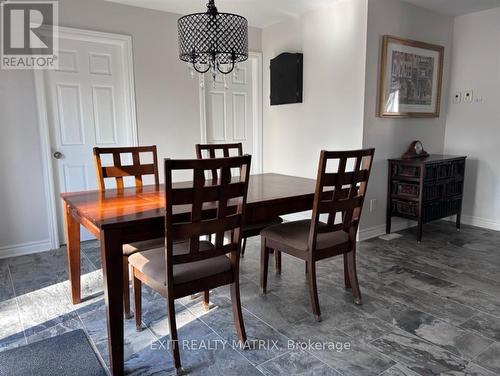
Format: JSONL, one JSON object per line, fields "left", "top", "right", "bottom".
{"left": 358, "top": 219, "right": 415, "bottom": 241}
{"left": 0, "top": 240, "right": 52, "bottom": 259}
{"left": 444, "top": 214, "right": 500, "bottom": 232}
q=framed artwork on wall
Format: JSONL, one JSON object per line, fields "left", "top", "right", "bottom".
{"left": 378, "top": 35, "right": 444, "bottom": 118}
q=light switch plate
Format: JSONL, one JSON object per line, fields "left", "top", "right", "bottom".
{"left": 464, "top": 90, "right": 473, "bottom": 103}
{"left": 453, "top": 91, "right": 461, "bottom": 104}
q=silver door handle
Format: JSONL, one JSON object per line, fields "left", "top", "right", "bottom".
{"left": 53, "top": 151, "right": 63, "bottom": 159}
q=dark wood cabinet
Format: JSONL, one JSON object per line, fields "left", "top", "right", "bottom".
{"left": 386, "top": 155, "right": 467, "bottom": 242}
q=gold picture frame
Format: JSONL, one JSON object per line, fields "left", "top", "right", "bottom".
{"left": 378, "top": 35, "right": 444, "bottom": 118}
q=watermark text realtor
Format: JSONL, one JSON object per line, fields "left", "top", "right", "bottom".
{"left": 1, "top": 0, "right": 59, "bottom": 69}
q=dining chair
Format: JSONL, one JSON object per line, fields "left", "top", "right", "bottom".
{"left": 195, "top": 143, "right": 283, "bottom": 256}
{"left": 260, "top": 148, "right": 375, "bottom": 321}
{"left": 129, "top": 155, "right": 252, "bottom": 372}
{"left": 93, "top": 146, "right": 164, "bottom": 318}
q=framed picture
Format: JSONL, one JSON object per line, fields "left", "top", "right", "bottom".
{"left": 378, "top": 35, "right": 444, "bottom": 118}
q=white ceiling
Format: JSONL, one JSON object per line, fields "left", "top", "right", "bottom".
{"left": 105, "top": 0, "right": 500, "bottom": 27}
{"left": 400, "top": 0, "right": 500, "bottom": 16}
{"left": 104, "top": 0, "right": 338, "bottom": 28}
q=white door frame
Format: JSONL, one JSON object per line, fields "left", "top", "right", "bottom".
{"left": 34, "top": 26, "right": 138, "bottom": 249}
{"left": 198, "top": 51, "right": 263, "bottom": 173}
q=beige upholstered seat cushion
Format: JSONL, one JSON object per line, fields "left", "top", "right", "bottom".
{"left": 128, "top": 241, "right": 231, "bottom": 290}
{"left": 260, "top": 220, "right": 350, "bottom": 252}
{"left": 122, "top": 238, "right": 165, "bottom": 256}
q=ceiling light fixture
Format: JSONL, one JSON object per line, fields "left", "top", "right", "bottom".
{"left": 178, "top": 0, "right": 248, "bottom": 82}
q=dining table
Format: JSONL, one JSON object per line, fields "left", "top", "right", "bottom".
{"left": 61, "top": 173, "right": 319, "bottom": 375}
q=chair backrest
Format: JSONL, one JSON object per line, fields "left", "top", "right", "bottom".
{"left": 164, "top": 155, "right": 251, "bottom": 272}
{"left": 195, "top": 143, "right": 243, "bottom": 180}
{"left": 308, "top": 149, "right": 375, "bottom": 250}
{"left": 93, "top": 146, "right": 159, "bottom": 190}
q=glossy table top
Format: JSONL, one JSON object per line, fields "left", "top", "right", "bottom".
{"left": 61, "top": 173, "right": 317, "bottom": 228}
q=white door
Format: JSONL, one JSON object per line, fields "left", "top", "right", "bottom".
{"left": 202, "top": 54, "right": 262, "bottom": 173}
{"left": 41, "top": 29, "right": 137, "bottom": 243}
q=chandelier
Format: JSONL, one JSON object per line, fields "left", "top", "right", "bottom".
{"left": 178, "top": 0, "right": 248, "bottom": 81}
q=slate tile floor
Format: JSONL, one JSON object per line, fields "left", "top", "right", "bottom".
{"left": 1, "top": 221, "right": 499, "bottom": 375}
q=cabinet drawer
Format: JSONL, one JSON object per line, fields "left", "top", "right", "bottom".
{"left": 451, "top": 160, "right": 465, "bottom": 178}
{"left": 423, "top": 197, "right": 462, "bottom": 222}
{"left": 392, "top": 164, "right": 420, "bottom": 179}
{"left": 445, "top": 181, "right": 463, "bottom": 197}
{"left": 392, "top": 200, "right": 419, "bottom": 217}
{"left": 424, "top": 184, "right": 444, "bottom": 201}
{"left": 393, "top": 182, "right": 419, "bottom": 198}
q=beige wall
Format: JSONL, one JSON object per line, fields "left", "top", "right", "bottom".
{"left": 360, "top": 0, "right": 454, "bottom": 234}
{"left": 444, "top": 7, "right": 500, "bottom": 230}
{"left": 262, "top": 0, "right": 368, "bottom": 179}
{"left": 0, "top": 0, "right": 261, "bottom": 255}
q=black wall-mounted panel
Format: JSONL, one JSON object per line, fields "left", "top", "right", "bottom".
{"left": 270, "top": 53, "right": 303, "bottom": 106}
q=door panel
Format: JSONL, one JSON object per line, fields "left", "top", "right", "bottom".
{"left": 204, "top": 59, "right": 256, "bottom": 171}
{"left": 44, "top": 34, "right": 136, "bottom": 243}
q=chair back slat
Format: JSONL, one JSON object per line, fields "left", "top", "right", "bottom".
{"left": 93, "top": 146, "right": 159, "bottom": 191}
{"left": 309, "top": 149, "right": 375, "bottom": 251}
{"left": 195, "top": 143, "right": 243, "bottom": 180}
{"left": 164, "top": 155, "right": 251, "bottom": 268}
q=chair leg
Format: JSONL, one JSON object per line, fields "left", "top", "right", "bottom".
{"left": 230, "top": 281, "right": 247, "bottom": 346}
{"left": 132, "top": 270, "right": 142, "bottom": 332}
{"left": 167, "top": 297, "right": 182, "bottom": 372}
{"left": 202, "top": 290, "right": 210, "bottom": 310}
{"left": 275, "top": 250, "right": 281, "bottom": 275}
{"left": 307, "top": 260, "right": 321, "bottom": 322}
{"left": 343, "top": 253, "right": 351, "bottom": 289}
{"left": 260, "top": 240, "right": 270, "bottom": 294}
{"left": 241, "top": 237, "right": 247, "bottom": 258}
{"left": 346, "top": 250, "right": 362, "bottom": 305}
{"left": 123, "top": 256, "right": 132, "bottom": 319}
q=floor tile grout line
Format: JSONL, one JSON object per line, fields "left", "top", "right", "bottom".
{"left": 181, "top": 303, "right": 272, "bottom": 374}
{"left": 466, "top": 357, "right": 499, "bottom": 376}
{"left": 253, "top": 349, "right": 293, "bottom": 369}
{"left": 234, "top": 257, "right": 496, "bottom": 365}
{"left": 361, "top": 242, "right": 500, "bottom": 299}
{"left": 180, "top": 299, "right": 265, "bottom": 371}
{"left": 6, "top": 264, "right": 28, "bottom": 345}
{"left": 217, "top": 295, "right": 348, "bottom": 375}
{"left": 358, "top": 255, "right": 500, "bottom": 319}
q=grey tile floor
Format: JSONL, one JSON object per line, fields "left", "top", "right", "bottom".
{"left": 1, "top": 221, "right": 500, "bottom": 375}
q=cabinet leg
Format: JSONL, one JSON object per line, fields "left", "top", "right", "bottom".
{"left": 417, "top": 220, "right": 423, "bottom": 243}
{"left": 456, "top": 213, "right": 461, "bottom": 230}
{"left": 386, "top": 217, "right": 392, "bottom": 234}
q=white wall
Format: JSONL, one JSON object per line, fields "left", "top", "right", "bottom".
{"left": 444, "top": 7, "right": 500, "bottom": 230}
{"left": 0, "top": 0, "right": 261, "bottom": 256}
{"left": 360, "top": 0, "right": 454, "bottom": 235}
{"left": 262, "top": 0, "right": 368, "bottom": 179}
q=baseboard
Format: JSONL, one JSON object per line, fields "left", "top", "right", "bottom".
{"left": 0, "top": 240, "right": 52, "bottom": 259}
{"left": 358, "top": 219, "right": 415, "bottom": 241}
{"left": 444, "top": 214, "right": 500, "bottom": 232}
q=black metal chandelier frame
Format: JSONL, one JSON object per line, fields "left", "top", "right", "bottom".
{"left": 178, "top": 0, "right": 248, "bottom": 76}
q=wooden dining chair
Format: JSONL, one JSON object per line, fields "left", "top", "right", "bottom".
{"left": 129, "top": 155, "right": 252, "bottom": 372}
{"left": 196, "top": 143, "right": 283, "bottom": 256}
{"left": 260, "top": 148, "right": 375, "bottom": 321}
{"left": 93, "top": 146, "right": 164, "bottom": 318}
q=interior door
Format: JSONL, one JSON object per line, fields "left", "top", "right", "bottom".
{"left": 43, "top": 32, "right": 136, "bottom": 243}
{"left": 204, "top": 59, "right": 255, "bottom": 170}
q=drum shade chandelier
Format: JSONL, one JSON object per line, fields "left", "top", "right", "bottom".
{"left": 178, "top": 0, "right": 248, "bottom": 81}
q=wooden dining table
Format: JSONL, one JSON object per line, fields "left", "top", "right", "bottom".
{"left": 61, "top": 173, "right": 318, "bottom": 375}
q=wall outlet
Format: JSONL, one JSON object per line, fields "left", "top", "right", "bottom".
{"left": 453, "top": 91, "right": 461, "bottom": 104}
{"left": 370, "top": 199, "right": 377, "bottom": 212}
{"left": 464, "top": 90, "right": 473, "bottom": 103}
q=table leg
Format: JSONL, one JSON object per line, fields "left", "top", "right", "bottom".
{"left": 64, "top": 202, "right": 81, "bottom": 304}
{"left": 100, "top": 228, "right": 125, "bottom": 376}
